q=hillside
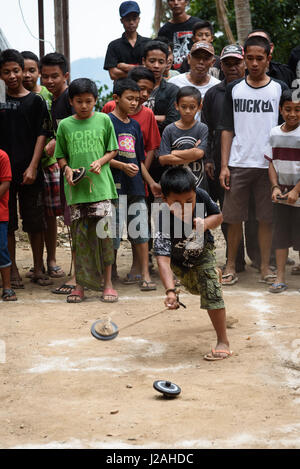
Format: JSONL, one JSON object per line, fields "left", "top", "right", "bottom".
{"left": 70, "top": 57, "right": 112, "bottom": 90}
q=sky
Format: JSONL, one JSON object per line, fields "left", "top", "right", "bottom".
{"left": 1, "top": 0, "right": 156, "bottom": 61}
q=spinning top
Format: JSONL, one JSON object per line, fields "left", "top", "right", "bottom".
{"left": 153, "top": 380, "right": 181, "bottom": 398}
{"left": 91, "top": 318, "right": 119, "bottom": 341}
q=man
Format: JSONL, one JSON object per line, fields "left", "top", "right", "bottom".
{"left": 104, "top": 1, "right": 150, "bottom": 81}
{"left": 288, "top": 45, "right": 300, "bottom": 79}
{"left": 158, "top": 0, "right": 201, "bottom": 70}
{"left": 201, "top": 44, "right": 246, "bottom": 273}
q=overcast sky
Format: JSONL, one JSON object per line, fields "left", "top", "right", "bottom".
{"left": 1, "top": 0, "right": 156, "bottom": 61}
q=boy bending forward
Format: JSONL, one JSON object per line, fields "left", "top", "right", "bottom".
{"left": 154, "top": 166, "right": 231, "bottom": 360}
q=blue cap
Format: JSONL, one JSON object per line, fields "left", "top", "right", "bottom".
{"left": 119, "top": 1, "right": 140, "bottom": 18}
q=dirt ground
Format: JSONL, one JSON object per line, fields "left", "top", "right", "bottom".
{"left": 1, "top": 227, "right": 300, "bottom": 450}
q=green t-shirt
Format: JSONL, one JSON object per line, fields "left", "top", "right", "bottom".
{"left": 38, "top": 85, "right": 57, "bottom": 168}
{"left": 54, "top": 111, "right": 118, "bottom": 206}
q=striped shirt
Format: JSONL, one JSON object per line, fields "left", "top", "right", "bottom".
{"left": 265, "top": 124, "right": 300, "bottom": 191}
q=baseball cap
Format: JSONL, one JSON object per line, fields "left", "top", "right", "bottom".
{"left": 220, "top": 44, "right": 244, "bottom": 60}
{"left": 190, "top": 42, "right": 215, "bottom": 56}
{"left": 119, "top": 1, "right": 140, "bottom": 18}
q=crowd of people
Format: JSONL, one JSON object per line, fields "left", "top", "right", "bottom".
{"left": 1, "top": 0, "right": 300, "bottom": 360}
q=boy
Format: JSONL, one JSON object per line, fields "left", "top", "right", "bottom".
{"left": 0, "top": 49, "right": 51, "bottom": 288}
{"left": 109, "top": 78, "right": 161, "bottom": 291}
{"left": 0, "top": 149, "right": 17, "bottom": 301}
{"left": 219, "top": 35, "right": 288, "bottom": 286}
{"left": 40, "top": 52, "right": 77, "bottom": 295}
{"left": 158, "top": 0, "right": 201, "bottom": 69}
{"left": 158, "top": 86, "right": 208, "bottom": 191}
{"left": 54, "top": 78, "right": 119, "bottom": 303}
{"left": 154, "top": 166, "right": 231, "bottom": 360}
{"left": 265, "top": 90, "right": 300, "bottom": 293}
{"left": 169, "top": 42, "right": 220, "bottom": 103}
{"left": 21, "top": 50, "right": 64, "bottom": 280}
{"left": 179, "top": 20, "right": 222, "bottom": 79}
{"left": 104, "top": 1, "right": 150, "bottom": 81}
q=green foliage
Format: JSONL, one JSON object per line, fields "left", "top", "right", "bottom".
{"left": 94, "top": 83, "right": 113, "bottom": 112}
{"left": 188, "top": 0, "right": 300, "bottom": 63}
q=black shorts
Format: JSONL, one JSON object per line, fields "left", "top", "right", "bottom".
{"left": 272, "top": 202, "right": 300, "bottom": 251}
{"left": 8, "top": 181, "right": 45, "bottom": 233}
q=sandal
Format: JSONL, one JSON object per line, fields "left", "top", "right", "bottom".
{"left": 100, "top": 288, "right": 118, "bottom": 303}
{"left": 204, "top": 349, "right": 233, "bottom": 361}
{"left": 2, "top": 288, "right": 17, "bottom": 302}
{"left": 291, "top": 264, "right": 300, "bottom": 275}
{"left": 52, "top": 284, "right": 76, "bottom": 295}
{"left": 25, "top": 266, "right": 45, "bottom": 278}
{"left": 31, "top": 275, "right": 53, "bottom": 286}
{"left": 258, "top": 274, "right": 277, "bottom": 284}
{"left": 67, "top": 289, "right": 85, "bottom": 303}
{"left": 47, "top": 265, "right": 65, "bottom": 278}
{"left": 123, "top": 273, "right": 142, "bottom": 284}
{"left": 139, "top": 280, "right": 157, "bottom": 291}
{"left": 221, "top": 273, "right": 238, "bottom": 285}
{"left": 269, "top": 282, "right": 288, "bottom": 294}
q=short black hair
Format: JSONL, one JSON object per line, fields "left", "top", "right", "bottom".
{"left": 40, "top": 52, "right": 69, "bottom": 74}
{"left": 247, "top": 29, "right": 272, "bottom": 43}
{"left": 143, "top": 40, "right": 169, "bottom": 60}
{"left": 154, "top": 36, "right": 174, "bottom": 52}
{"left": 193, "top": 20, "right": 214, "bottom": 36}
{"left": 21, "top": 50, "right": 39, "bottom": 65}
{"left": 68, "top": 78, "right": 98, "bottom": 100}
{"left": 128, "top": 66, "right": 155, "bottom": 84}
{"left": 176, "top": 86, "right": 202, "bottom": 105}
{"left": 161, "top": 166, "right": 196, "bottom": 197}
{"left": 279, "top": 89, "right": 299, "bottom": 107}
{"left": 113, "top": 78, "right": 140, "bottom": 97}
{"left": 0, "top": 49, "right": 24, "bottom": 70}
{"left": 244, "top": 36, "right": 271, "bottom": 56}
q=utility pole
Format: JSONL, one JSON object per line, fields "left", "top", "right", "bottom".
{"left": 54, "top": 0, "right": 70, "bottom": 77}
{"left": 38, "top": 0, "right": 45, "bottom": 58}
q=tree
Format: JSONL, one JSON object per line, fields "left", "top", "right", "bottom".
{"left": 234, "top": 0, "right": 252, "bottom": 44}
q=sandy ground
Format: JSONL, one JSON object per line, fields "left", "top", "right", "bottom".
{"left": 1, "top": 230, "right": 300, "bottom": 450}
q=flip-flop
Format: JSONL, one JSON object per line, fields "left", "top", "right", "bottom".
{"left": 258, "top": 274, "right": 277, "bottom": 284}
{"left": 221, "top": 273, "right": 238, "bottom": 285}
{"left": 291, "top": 265, "right": 300, "bottom": 275}
{"left": 139, "top": 280, "right": 157, "bottom": 291}
{"left": 47, "top": 265, "right": 65, "bottom": 278}
{"left": 31, "top": 275, "right": 53, "bottom": 286}
{"left": 123, "top": 273, "right": 142, "bottom": 284}
{"left": 25, "top": 266, "right": 46, "bottom": 278}
{"left": 2, "top": 288, "right": 17, "bottom": 302}
{"left": 204, "top": 349, "right": 233, "bottom": 361}
{"left": 269, "top": 282, "right": 288, "bottom": 294}
{"left": 67, "top": 289, "right": 85, "bottom": 303}
{"left": 100, "top": 288, "right": 118, "bottom": 303}
{"left": 52, "top": 284, "right": 76, "bottom": 295}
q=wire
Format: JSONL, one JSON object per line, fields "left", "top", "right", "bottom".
{"left": 18, "top": 0, "right": 55, "bottom": 51}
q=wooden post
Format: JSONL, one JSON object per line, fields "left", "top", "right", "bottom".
{"left": 54, "top": 0, "right": 64, "bottom": 53}
{"left": 38, "top": 0, "right": 45, "bottom": 58}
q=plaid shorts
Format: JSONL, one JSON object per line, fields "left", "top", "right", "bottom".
{"left": 43, "top": 163, "right": 63, "bottom": 217}
{"left": 172, "top": 243, "right": 225, "bottom": 311}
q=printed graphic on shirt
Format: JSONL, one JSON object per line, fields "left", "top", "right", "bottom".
{"left": 173, "top": 31, "right": 192, "bottom": 68}
{"left": 234, "top": 98, "right": 275, "bottom": 113}
{"left": 171, "top": 135, "right": 204, "bottom": 187}
{"left": 64, "top": 129, "right": 107, "bottom": 155}
{"left": 118, "top": 133, "right": 136, "bottom": 158}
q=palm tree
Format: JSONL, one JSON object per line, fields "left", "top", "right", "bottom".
{"left": 215, "top": 0, "right": 236, "bottom": 43}
{"left": 154, "top": 0, "right": 163, "bottom": 36}
{"left": 234, "top": 0, "right": 252, "bottom": 44}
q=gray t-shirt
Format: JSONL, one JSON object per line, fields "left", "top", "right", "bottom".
{"left": 158, "top": 121, "right": 208, "bottom": 188}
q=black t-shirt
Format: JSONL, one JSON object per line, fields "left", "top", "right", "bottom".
{"left": 288, "top": 45, "right": 300, "bottom": 79}
{"left": 158, "top": 16, "right": 201, "bottom": 69}
{"left": 104, "top": 33, "right": 151, "bottom": 70}
{"left": 0, "top": 92, "right": 51, "bottom": 182}
{"left": 153, "top": 188, "right": 220, "bottom": 269}
{"left": 51, "top": 88, "right": 74, "bottom": 134}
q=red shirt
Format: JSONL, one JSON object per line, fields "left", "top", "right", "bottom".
{"left": 0, "top": 150, "right": 12, "bottom": 222}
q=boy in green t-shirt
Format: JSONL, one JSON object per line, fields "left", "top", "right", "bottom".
{"left": 54, "top": 78, "right": 119, "bottom": 303}
{"left": 21, "top": 51, "right": 64, "bottom": 280}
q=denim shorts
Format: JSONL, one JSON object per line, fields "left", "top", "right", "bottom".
{"left": 0, "top": 221, "right": 12, "bottom": 269}
{"left": 113, "top": 195, "right": 149, "bottom": 250}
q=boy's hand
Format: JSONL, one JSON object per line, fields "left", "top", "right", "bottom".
{"left": 193, "top": 217, "right": 205, "bottom": 234}
{"left": 205, "top": 162, "right": 215, "bottom": 180}
{"left": 89, "top": 159, "right": 102, "bottom": 174}
{"left": 22, "top": 165, "right": 37, "bottom": 185}
{"left": 219, "top": 166, "right": 230, "bottom": 190}
{"left": 149, "top": 181, "right": 162, "bottom": 198}
{"left": 272, "top": 186, "right": 282, "bottom": 203}
{"left": 45, "top": 139, "right": 56, "bottom": 157}
{"left": 286, "top": 188, "right": 299, "bottom": 205}
{"left": 123, "top": 163, "right": 139, "bottom": 178}
{"left": 164, "top": 291, "right": 179, "bottom": 310}
{"left": 64, "top": 166, "right": 75, "bottom": 186}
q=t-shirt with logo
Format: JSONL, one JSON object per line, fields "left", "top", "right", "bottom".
{"left": 54, "top": 112, "right": 118, "bottom": 206}
{"left": 264, "top": 124, "right": 300, "bottom": 193}
{"left": 108, "top": 113, "right": 146, "bottom": 197}
{"left": 158, "top": 16, "right": 202, "bottom": 69}
{"left": 158, "top": 121, "right": 208, "bottom": 189}
{"left": 0, "top": 149, "right": 12, "bottom": 222}
{"left": 220, "top": 77, "right": 288, "bottom": 169}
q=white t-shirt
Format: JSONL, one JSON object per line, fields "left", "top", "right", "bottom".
{"left": 221, "top": 77, "right": 288, "bottom": 169}
{"left": 168, "top": 73, "right": 220, "bottom": 98}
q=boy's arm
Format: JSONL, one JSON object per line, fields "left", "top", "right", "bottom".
{"left": 110, "top": 158, "right": 139, "bottom": 177}
{"left": 90, "top": 150, "right": 118, "bottom": 174}
{"left": 22, "top": 135, "right": 47, "bottom": 185}
{"left": 0, "top": 181, "right": 10, "bottom": 200}
{"left": 171, "top": 147, "right": 205, "bottom": 161}
{"left": 144, "top": 150, "right": 154, "bottom": 171}
{"left": 268, "top": 161, "right": 282, "bottom": 202}
{"left": 140, "top": 162, "right": 162, "bottom": 197}
{"left": 108, "top": 67, "right": 128, "bottom": 81}
{"left": 156, "top": 255, "right": 178, "bottom": 309}
{"left": 219, "top": 130, "right": 233, "bottom": 190}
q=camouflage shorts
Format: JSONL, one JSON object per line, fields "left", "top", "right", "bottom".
{"left": 172, "top": 243, "right": 225, "bottom": 311}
